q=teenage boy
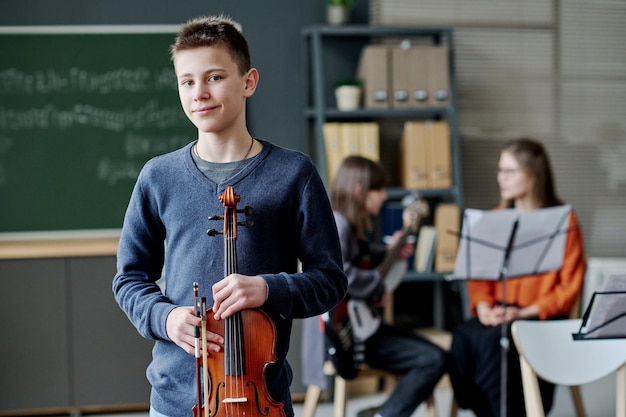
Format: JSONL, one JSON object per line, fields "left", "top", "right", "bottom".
{"left": 113, "top": 15, "right": 347, "bottom": 417}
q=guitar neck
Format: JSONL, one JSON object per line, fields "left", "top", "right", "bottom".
{"left": 377, "top": 224, "right": 412, "bottom": 280}
{"left": 376, "top": 197, "right": 426, "bottom": 283}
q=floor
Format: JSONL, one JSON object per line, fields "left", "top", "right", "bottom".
{"left": 295, "top": 387, "right": 476, "bottom": 417}
{"left": 69, "top": 373, "right": 619, "bottom": 417}
{"left": 97, "top": 387, "right": 474, "bottom": 417}
{"left": 301, "top": 376, "right": 623, "bottom": 417}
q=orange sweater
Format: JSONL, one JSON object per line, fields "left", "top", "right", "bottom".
{"left": 468, "top": 211, "right": 586, "bottom": 320}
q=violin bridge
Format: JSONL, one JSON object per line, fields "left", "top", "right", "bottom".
{"left": 222, "top": 397, "right": 248, "bottom": 403}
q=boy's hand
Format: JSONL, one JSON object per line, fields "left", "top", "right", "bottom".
{"left": 166, "top": 306, "right": 224, "bottom": 355}
{"left": 211, "top": 274, "right": 267, "bottom": 320}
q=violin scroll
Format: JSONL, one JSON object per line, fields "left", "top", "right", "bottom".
{"left": 207, "top": 188, "right": 254, "bottom": 237}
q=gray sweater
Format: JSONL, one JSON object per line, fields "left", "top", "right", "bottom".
{"left": 113, "top": 140, "right": 347, "bottom": 417}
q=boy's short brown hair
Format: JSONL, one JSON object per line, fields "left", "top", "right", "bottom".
{"left": 170, "top": 15, "right": 251, "bottom": 75}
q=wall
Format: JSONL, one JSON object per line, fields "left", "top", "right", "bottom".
{"left": 0, "top": 256, "right": 154, "bottom": 412}
{"left": 369, "top": 0, "right": 626, "bottom": 259}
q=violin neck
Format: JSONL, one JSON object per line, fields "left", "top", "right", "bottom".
{"left": 225, "top": 234, "right": 238, "bottom": 275}
{"left": 223, "top": 216, "right": 245, "bottom": 376}
{"left": 223, "top": 312, "right": 245, "bottom": 376}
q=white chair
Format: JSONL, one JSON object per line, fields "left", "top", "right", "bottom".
{"left": 511, "top": 318, "right": 626, "bottom": 417}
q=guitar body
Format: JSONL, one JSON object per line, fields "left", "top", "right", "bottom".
{"left": 347, "top": 298, "right": 382, "bottom": 341}
{"left": 201, "top": 309, "right": 285, "bottom": 417}
{"left": 347, "top": 260, "right": 408, "bottom": 341}
{"left": 323, "top": 301, "right": 360, "bottom": 380}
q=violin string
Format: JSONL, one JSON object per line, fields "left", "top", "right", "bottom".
{"left": 228, "top": 210, "right": 239, "bottom": 415}
{"left": 223, "top": 197, "right": 251, "bottom": 414}
{"left": 233, "top": 216, "right": 244, "bottom": 413}
{"left": 225, "top": 231, "right": 232, "bottom": 416}
{"left": 201, "top": 298, "right": 209, "bottom": 417}
{"left": 235, "top": 311, "right": 242, "bottom": 414}
{"left": 235, "top": 242, "right": 243, "bottom": 412}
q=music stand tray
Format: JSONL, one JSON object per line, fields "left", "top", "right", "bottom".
{"left": 574, "top": 274, "right": 626, "bottom": 340}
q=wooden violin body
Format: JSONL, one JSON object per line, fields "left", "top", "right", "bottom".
{"left": 195, "top": 309, "right": 285, "bottom": 417}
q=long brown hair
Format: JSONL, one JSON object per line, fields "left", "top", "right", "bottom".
{"left": 498, "top": 138, "right": 563, "bottom": 209}
{"left": 330, "top": 156, "right": 387, "bottom": 239}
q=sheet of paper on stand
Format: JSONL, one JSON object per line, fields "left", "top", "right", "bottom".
{"left": 448, "top": 205, "right": 571, "bottom": 281}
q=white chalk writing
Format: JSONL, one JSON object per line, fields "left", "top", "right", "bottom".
{"left": 96, "top": 133, "right": 191, "bottom": 184}
{"left": 0, "top": 101, "right": 185, "bottom": 131}
{"left": 0, "top": 67, "right": 176, "bottom": 94}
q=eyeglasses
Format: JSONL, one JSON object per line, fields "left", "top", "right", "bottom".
{"left": 497, "top": 168, "right": 520, "bottom": 177}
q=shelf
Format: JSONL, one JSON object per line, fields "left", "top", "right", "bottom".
{"left": 302, "top": 24, "right": 452, "bottom": 40}
{"left": 0, "top": 236, "right": 119, "bottom": 259}
{"left": 385, "top": 186, "right": 457, "bottom": 200}
{"left": 403, "top": 270, "right": 449, "bottom": 282}
{"left": 304, "top": 106, "right": 451, "bottom": 120}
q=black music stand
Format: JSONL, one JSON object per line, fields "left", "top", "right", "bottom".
{"left": 573, "top": 274, "right": 626, "bottom": 340}
{"left": 448, "top": 204, "right": 573, "bottom": 417}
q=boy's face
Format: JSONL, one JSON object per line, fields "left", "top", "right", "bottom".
{"left": 174, "top": 46, "right": 257, "bottom": 136}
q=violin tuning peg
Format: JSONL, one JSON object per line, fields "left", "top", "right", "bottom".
{"left": 237, "top": 206, "right": 253, "bottom": 216}
{"left": 207, "top": 228, "right": 222, "bottom": 236}
{"left": 208, "top": 215, "right": 223, "bottom": 221}
{"left": 236, "top": 219, "right": 254, "bottom": 228}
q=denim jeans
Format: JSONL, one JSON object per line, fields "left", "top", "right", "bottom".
{"left": 150, "top": 407, "right": 168, "bottom": 417}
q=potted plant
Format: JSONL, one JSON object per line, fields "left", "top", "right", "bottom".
{"left": 326, "top": 0, "right": 355, "bottom": 25}
{"left": 334, "top": 78, "right": 362, "bottom": 111}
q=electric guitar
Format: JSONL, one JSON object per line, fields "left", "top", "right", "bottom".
{"left": 347, "top": 194, "right": 429, "bottom": 341}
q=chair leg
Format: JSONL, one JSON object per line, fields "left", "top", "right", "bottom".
{"left": 569, "top": 386, "right": 586, "bottom": 417}
{"left": 449, "top": 396, "right": 458, "bottom": 417}
{"left": 334, "top": 375, "right": 348, "bottom": 417}
{"left": 302, "top": 384, "right": 321, "bottom": 417}
{"left": 426, "top": 394, "right": 437, "bottom": 417}
{"left": 519, "top": 355, "right": 545, "bottom": 417}
{"left": 617, "top": 364, "right": 626, "bottom": 417}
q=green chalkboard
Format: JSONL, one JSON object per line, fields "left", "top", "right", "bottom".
{"left": 0, "top": 26, "right": 195, "bottom": 234}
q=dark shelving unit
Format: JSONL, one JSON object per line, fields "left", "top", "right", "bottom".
{"left": 302, "top": 24, "right": 466, "bottom": 328}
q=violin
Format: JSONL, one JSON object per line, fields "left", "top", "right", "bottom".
{"left": 192, "top": 186, "right": 285, "bottom": 417}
